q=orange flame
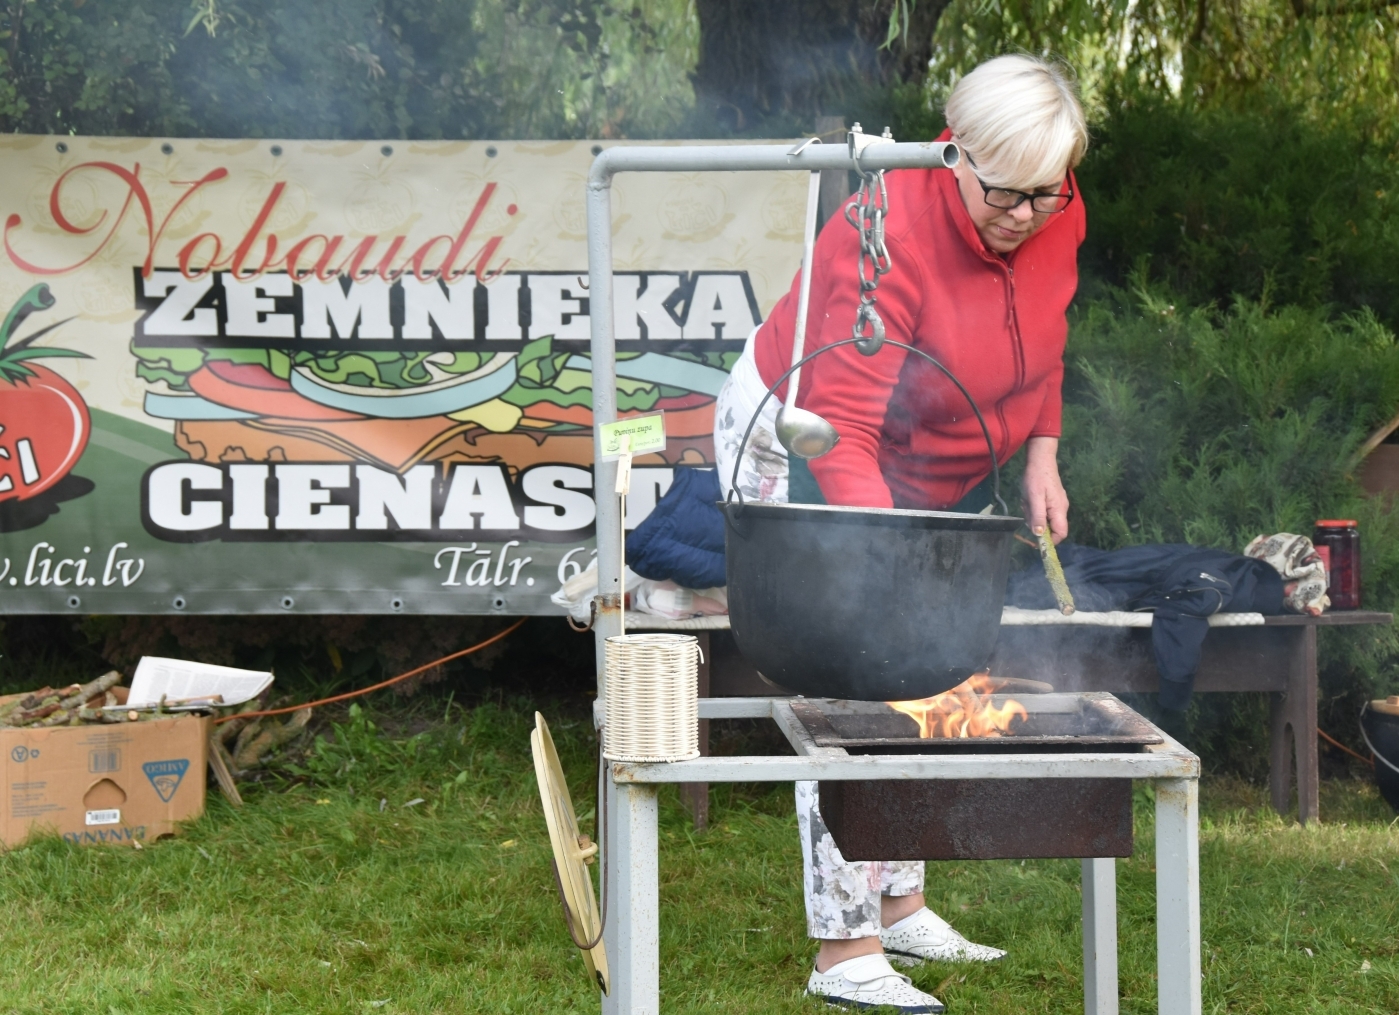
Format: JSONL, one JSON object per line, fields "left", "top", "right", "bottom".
{"left": 887, "top": 673, "right": 1028, "bottom": 739}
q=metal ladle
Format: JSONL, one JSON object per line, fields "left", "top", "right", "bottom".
{"left": 775, "top": 144, "right": 841, "bottom": 460}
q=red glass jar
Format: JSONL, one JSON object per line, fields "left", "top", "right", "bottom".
{"left": 1314, "top": 519, "right": 1361, "bottom": 610}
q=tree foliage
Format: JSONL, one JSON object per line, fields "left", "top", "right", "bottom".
{"left": 0, "top": 0, "right": 698, "bottom": 139}
{"left": 923, "top": 0, "right": 1399, "bottom": 124}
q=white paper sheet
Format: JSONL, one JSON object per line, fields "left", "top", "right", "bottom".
{"left": 128, "top": 657, "right": 274, "bottom": 708}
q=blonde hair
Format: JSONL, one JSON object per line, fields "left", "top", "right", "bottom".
{"left": 944, "top": 55, "right": 1088, "bottom": 191}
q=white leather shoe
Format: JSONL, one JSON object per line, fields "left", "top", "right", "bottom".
{"left": 880, "top": 907, "right": 1006, "bottom": 966}
{"left": 805, "top": 952, "right": 945, "bottom": 1012}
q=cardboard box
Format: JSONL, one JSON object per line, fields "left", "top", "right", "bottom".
{"left": 1, "top": 712, "right": 209, "bottom": 849}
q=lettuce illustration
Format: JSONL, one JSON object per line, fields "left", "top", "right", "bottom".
{"left": 130, "top": 334, "right": 704, "bottom": 419}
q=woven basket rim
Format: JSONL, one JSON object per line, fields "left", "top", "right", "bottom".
{"left": 605, "top": 632, "right": 699, "bottom": 645}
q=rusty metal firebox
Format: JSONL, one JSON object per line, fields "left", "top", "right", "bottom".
{"left": 791, "top": 694, "right": 1161, "bottom": 861}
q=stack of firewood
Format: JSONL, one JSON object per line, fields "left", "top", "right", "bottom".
{"left": 0, "top": 672, "right": 131, "bottom": 726}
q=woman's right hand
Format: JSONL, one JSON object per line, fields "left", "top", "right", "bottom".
{"left": 1021, "top": 436, "right": 1069, "bottom": 543}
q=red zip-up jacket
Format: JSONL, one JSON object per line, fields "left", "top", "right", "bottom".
{"left": 754, "top": 140, "right": 1086, "bottom": 510}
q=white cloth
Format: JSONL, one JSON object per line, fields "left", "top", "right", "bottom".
{"left": 550, "top": 558, "right": 727, "bottom": 623}
{"left": 713, "top": 327, "right": 790, "bottom": 502}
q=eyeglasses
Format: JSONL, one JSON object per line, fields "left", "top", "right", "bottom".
{"left": 975, "top": 175, "right": 1075, "bottom": 215}
{"left": 962, "top": 153, "right": 1075, "bottom": 213}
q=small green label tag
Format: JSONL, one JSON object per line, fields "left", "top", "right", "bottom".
{"left": 598, "top": 413, "right": 666, "bottom": 460}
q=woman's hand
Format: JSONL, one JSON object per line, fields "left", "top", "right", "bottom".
{"left": 1021, "top": 436, "right": 1069, "bottom": 543}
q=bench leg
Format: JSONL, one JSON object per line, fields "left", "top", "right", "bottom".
{"left": 1293, "top": 626, "right": 1319, "bottom": 824}
{"left": 679, "top": 632, "right": 710, "bottom": 831}
{"left": 1268, "top": 627, "right": 1319, "bottom": 823}
{"left": 1268, "top": 692, "right": 1294, "bottom": 815}
{"left": 1082, "top": 857, "right": 1118, "bottom": 1015}
{"left": 1155, "top": 778, "right": 1201, "bottom": 1015}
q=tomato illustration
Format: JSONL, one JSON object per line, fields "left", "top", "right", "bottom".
{"left": 0, "top": 284, "right": 90, "bottom": 503}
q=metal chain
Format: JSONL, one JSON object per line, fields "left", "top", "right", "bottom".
{"left": 844, "top": 124, "right": 893, "bottom": 356}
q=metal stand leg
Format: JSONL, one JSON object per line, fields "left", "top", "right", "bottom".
{"left": 1081, "top": 857, "right": 1118, "bottom": 1015}
{"left": 1155, "top": 778, "right": 1201, "bottom": 1015}
{"left": 679, "top": 632, "right": 710, "bottom": 830}
{"left": 602, "top": 774, "right": 660, "bottom": 1015}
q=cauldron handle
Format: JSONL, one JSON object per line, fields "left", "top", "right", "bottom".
{"left": 726, "top": 338, "right": 1009, "bottom": 516}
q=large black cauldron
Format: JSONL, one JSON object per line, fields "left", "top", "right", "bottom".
{"left": 723, "top": 501, "right": 1020, "bottom": 701}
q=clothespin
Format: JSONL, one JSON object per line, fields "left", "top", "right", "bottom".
{"left": 615, "top": 434, "right": 632, "bottom": 497}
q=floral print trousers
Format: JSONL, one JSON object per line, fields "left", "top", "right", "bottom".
{"left": 796, "top": 781, "right": 926, "bottom": 939}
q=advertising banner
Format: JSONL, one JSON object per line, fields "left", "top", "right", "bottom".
{"left": 0, "top": 136, "right": 805, "bottom": 614}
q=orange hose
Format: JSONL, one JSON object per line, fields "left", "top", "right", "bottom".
{"left": 1318, "top": 726, "right": 1375, "bottom": 769}
{"left": 213, "top": 617, "right": 528, "bottom": 725}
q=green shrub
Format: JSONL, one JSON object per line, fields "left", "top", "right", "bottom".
{"left": 1077, "top": 96, "right": 1399, "bottom": 331}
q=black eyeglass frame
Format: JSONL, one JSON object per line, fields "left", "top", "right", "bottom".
{"left": 963, "top": 153, "right": 1075, "bottom": 214}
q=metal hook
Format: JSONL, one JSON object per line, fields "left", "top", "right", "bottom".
{"left": 854, "top": 305, "right": 885, "bottom": 356}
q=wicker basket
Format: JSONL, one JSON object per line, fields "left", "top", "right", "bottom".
{"left": 602, "top": 633, "right": 701, "bottom": 762}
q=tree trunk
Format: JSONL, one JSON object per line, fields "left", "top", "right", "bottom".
{"left": 693, "top": 0, "right": 951, "bottom": 131}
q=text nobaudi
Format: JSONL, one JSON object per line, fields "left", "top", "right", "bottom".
{"left": 139, "top": 461, "right": 677, "bottom": 542}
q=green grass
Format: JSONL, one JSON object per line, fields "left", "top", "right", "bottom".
{"left": 1, "top": 696, "right": 1397, "bottom": 1014}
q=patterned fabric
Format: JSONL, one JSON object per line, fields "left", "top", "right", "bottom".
{"left": 796, "top": 780, "right": 925, "bottom": 939}
{"left": 713, "top": 329, "right": 789, "bottom": 503}
{"left": 1244, "top": 532, "right": 1330, "bottom": 615}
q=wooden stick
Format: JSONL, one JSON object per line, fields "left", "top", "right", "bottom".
{"left": 56, "top": 671, "right": 121, "bottom": 710}
{"left": 1038, "top": 528, "right": 1076, "bottom": 616}
{"left": 7, "top": 703, "right": 62, "bottom": 726}
{"left": 208, "top": 734, "right": 244, "bottom": 807}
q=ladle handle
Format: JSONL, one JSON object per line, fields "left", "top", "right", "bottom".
{"left": 727, "top": 338, "right": 1009, "bottom": 517}
{"left": 785, "top": 170, "right": 823, "bottom": 414}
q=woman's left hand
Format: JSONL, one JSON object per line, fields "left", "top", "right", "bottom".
{"left": 1021, "top": 436, "right": 1069, "bottom": 544}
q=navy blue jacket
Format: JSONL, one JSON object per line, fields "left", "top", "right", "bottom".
{"left": 624, "top": 468, "right": 726, "bottom": 591}
{"left": 1007, "top": 543, "right": 1285, "bottom": 709}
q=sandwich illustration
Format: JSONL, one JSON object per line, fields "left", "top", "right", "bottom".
{"left": 134, "top": 336, "right": 735, "bottom": 474}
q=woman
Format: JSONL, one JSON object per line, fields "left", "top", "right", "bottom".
{"left": 714, "top": 55, "right": 1088, "bottom": 1013}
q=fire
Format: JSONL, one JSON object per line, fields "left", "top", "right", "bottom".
{"left": 887, "top": 673, "right": 1028, "bottom": 739}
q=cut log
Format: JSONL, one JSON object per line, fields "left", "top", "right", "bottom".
{"left": 57, "top": 671, "right": 121, "bottom": 710}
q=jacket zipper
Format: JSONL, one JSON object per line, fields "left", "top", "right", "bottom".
{"left": 995, "top": 262, "right": 1025, "bottom": 462}
{"left": 1007, "top": 266, "right": 1026, "bottom": 390}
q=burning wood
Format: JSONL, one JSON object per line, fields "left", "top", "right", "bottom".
{"left": 887, "top": 673, "right": 1028, "bottom": 738}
